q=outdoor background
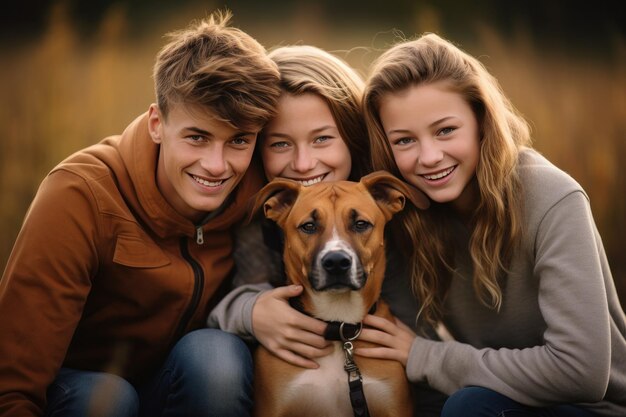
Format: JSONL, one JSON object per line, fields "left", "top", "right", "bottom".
{"left": 1, "top": 1, "right": 625, "bottom": 306}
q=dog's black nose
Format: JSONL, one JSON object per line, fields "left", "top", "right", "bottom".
{"left": 321, "top": 251, "right": 352, "bottom": 275}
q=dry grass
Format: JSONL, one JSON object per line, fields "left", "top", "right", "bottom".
{"left": 1, "top": 4, "right": 624, "bottom": 302}
{"left": 473, "top": 25, "right": 626, "bottom": 300}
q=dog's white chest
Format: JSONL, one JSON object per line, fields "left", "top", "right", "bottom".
{"left": 284, "top": 343, "right": 391, "bottom": 417}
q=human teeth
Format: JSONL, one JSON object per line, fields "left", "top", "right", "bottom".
{"left": 423, "top": 167, "right": 454, "bottom": 180}
{"left": 298, "top": 175, "right": 324, "bottom": 186}
{"left": 192, "top": 175, "right": 223, "bottom": 187}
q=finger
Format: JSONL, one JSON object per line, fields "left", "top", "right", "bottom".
{"left": 363, "top": 314, "right": 396, "bottom": 332}
{"left": 278, "top": 303, "right": 328, "bottom": 336}
{"left": 292, "top": 314, "right": 329, "bottom": 336}
{"left": 271, "top": 284, "right": 303, "bottom": 300}
{"left": 392, "top": 318, "right": 417, "bottom": 339}
{"left": 275, "top": 349, "right": 320, "bottom": 369}
{"left": 280, "top": 323, "right": 330, "bottom": 348}
{"left": 285, "top": 329, "right": 331, "bottom": 349}
{"left": 289, "top": 341, "right": 334, "bottom": 360}
{"left": 354, "top": 346, "right": 398, "bottom": 361}
{"left": 358, "top": 328, "right": 395, "bottom": 347}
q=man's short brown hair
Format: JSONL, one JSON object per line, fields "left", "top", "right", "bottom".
{"left": 153, "top": 10, "right": 280, "bottom": 130}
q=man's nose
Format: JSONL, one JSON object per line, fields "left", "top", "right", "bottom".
{"left": 200, "top": 145, "right": 227, "bottom": 176}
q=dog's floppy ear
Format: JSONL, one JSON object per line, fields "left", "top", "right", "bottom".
{"left": 361, "top": 171, "right": 430, "bottom": 219}
{"left": 251, "top": 178, "right": 302, "bottom": 227}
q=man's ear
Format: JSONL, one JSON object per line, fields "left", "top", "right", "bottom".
{"left": 361, "top": 170, "right": 430, "bottom": 220}
{"left": 251, "top": 178, "right": 302, "bottom": 227}
{"left": 148, "top": 104, "right": 163, "bottom": 144}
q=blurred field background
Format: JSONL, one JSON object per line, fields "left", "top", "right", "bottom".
{"left": 1, "top": 0, "right": 625, "bottom": 304}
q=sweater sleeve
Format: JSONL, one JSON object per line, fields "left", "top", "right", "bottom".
{"left": 406, "top": 191, "right": 611, "bottom": 406}
{"left": 0, "top": 170, "right": 100, "bottom": 416}
{"left": 207, "top": 283, "right": 271, "bottom": 340}
{"left": 206, "top": 220, "right": 283, "bottom": 340}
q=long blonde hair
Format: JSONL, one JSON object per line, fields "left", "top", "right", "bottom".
{"left": 363, "top": 33, "right": 531, "bottom": 325}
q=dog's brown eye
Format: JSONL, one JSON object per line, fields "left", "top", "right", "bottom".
{"left": 353, "top": 220, "right": 372, "bottom": 232}
{"left": 299, "top": 222, "right": 317, "bottom": 234}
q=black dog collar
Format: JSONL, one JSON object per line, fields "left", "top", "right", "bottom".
{"left": 288, "top": 296, "right": 377, "bottom": 341}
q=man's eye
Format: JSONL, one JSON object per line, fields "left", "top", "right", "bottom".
{"left": 298, "top": 222, "right": 317, "bottom": 234}
{"left": 353, "top": 220, "right": 372, "bottom": 232}
{"left": 188, "top": 135, "right": 204, "bottom": 142}
{"left": 231, "top": 137, "right": 249, "bottom": 145}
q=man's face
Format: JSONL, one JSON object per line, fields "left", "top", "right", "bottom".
{"left": 148, "top": 103, "right": 259, "bottom": 222}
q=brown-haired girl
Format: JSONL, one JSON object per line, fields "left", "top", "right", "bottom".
{"left": 356, "top": 33, "right": 626, "bottom": 417}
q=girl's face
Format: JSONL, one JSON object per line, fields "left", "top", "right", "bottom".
{"left": 379, "top": 81, "right": 481, "bottom": 214}
{"left": 261, "top": 92, "right": 351, "bottom": 185}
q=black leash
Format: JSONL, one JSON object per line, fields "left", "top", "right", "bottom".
{"left": 288, "top": 297, "right": 374, "bottom": 417}
{"left": 339, "top": 326, "right": 370, "bottom": 417}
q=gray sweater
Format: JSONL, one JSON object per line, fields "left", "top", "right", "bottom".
{"left": 208, "top": 149, "right": 626, "bottom": 416}
{"left": 402, "top": 149, "right": 626, "bottom": 416}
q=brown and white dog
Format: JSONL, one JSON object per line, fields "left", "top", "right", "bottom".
{"left": 251, "top": 171, "right": 429, "bottom": 417}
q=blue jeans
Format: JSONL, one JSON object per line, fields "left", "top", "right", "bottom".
{"left": 441, "top": 386, "right": 596, "bottom": 417}
{"left": 45, "top": 329, "right": 253, "bottom": 417}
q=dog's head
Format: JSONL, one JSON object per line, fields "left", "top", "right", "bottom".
{"left": 252, "top": 171, "right": 428, "bottom": 322}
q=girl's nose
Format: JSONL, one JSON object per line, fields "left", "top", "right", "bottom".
{"left": 418, "top": 139, "right": 444, "bottom": 167}
{"left": 292, "top": 147, "right": 316, "bottom": 173}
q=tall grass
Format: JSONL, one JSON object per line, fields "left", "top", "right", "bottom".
{"left": 1, "top": 4, "right": 624, "bottom": 302}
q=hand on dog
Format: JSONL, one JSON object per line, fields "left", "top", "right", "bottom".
{"left": 354, "top": 314, "right": 417, "bottom": 367}
{"left": 252, "top": 285, "right": 333, "bottom": 369}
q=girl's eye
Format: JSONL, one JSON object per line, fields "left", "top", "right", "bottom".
{"left": 298, "top": 222, "right": 317, "bottom": 234}
{"left": 314, "top": 136, "right": 332, "bottom": 144}
{"left": 269, "top": 141, "right": 290, "bottom": 149}
{"left": 393, "top": 137, "right": 415, "bottom": 146}
{"left": 437, "top": 127, "right": 456, "bottom": 136}
{"left": 231, "top": 136, "right": 250, "bottom": 145}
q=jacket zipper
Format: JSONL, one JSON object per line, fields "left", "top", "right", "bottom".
{"left": 174, "top": 236, "right": 204, "bottom": 340}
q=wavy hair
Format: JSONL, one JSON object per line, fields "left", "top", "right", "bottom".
{"left": 363, "top": 33, "right": 531, "bottom": 325}
{"left": 267, "top": 45, "right": 370, "bottom": 180}
{"left": 153, "top": 10, "right": 281, "bottom": 131}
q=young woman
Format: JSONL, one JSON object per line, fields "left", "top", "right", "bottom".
{"left": 208, "top": 45, "right": 370, "bottom": 368}
{"left": 356, "top": 33, "right": 626, "bottom": 417}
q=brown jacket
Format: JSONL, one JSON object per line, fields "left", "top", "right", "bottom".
{"left": 0, "top": 113, "right": 263, "bottom": 415}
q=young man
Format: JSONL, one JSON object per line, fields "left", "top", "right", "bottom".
{"left": 0, "top": 11, "right": 280, "bottom": 417}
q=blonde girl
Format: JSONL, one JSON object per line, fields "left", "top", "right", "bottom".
{"left": 356, "top": 33, "right": 626, "bottom": 417}
{"left": 209, "top": 45, "right": 370, "bottom": 369}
